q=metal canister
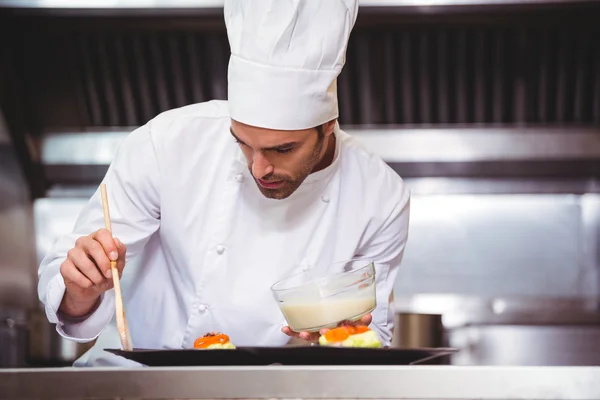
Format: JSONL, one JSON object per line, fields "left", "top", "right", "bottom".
{"left": 0, "top": 308, "right": 29, "bottom": 368}
{"left": 28, "top": 308, "right": 95, "bottom": 366}
{"left": 393, "top": 312, "right": 445, "bottom": 348}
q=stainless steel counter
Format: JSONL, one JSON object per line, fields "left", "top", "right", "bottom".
{"left": 1, "top": 366, "right": 600, "bottom": 400}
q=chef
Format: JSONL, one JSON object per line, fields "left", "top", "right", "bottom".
{"left": 38, "top": 0, "right": 410, "bottom": 366}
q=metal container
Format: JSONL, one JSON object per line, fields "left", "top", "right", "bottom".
{"left": 393, "top": 312, "right": 445, "bottom": 349}
{"left": 0, "top": 308, "right": 29, "bottom": 368}
{"left": 391, "top": 312, "right": 450, "bottom": 364}
{"left": 27, "top": 308, "right": 94, "bottom": 367}
{"left": 1, "top": 307, "right": 94, "bottom": 367}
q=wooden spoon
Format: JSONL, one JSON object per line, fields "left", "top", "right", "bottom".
{"left": 100, "top": 183, "right": 133, "bottom": 351}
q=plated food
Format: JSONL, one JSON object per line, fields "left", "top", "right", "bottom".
{"left": 318, "top": 326, "right": 382, "bottom": 348}
{"left": 193, "top": 332, "right": 236, "bottom": 349}
{"left": 193, "top": 326, "right": 381, "bottom": 350}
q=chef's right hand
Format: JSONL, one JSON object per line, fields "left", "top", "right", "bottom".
{"left": 58, "top": 229, "right": 126, "bottom": 318}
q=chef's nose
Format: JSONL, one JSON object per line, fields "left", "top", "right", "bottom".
{"left": 251, "top": 151, "right": 274, "bottom": 179}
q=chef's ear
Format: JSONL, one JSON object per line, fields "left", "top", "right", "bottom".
{"left": 322, "top": 119, "right": 337, "bottom": 137}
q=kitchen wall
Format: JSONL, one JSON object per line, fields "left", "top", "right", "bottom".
{"left": 396, "top": 193, "right": 600, "bottom": 299}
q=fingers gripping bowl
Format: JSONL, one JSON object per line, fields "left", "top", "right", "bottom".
{"left": 271, "top": 260, "right": 377, "bottom": 333}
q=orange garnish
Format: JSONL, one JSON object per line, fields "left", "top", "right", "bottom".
{"left": 193, "top": 333, "right": 230, "bottom": 349}
{"left": 353, "top": 325, "right": 370, "bottom": 334}
{"left": 324, "top": 327, "right": 351, "bottom": 342}
{"left": 324, "top": 325, "right": 371, "bottom": 342}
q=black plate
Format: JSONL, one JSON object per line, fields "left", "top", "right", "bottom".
{"left": 105, "top": 346, "right": 457, "bottom": 366}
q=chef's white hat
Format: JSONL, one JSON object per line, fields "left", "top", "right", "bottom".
{"left": 224, "top": 0, "right": 359, "bottom": 130}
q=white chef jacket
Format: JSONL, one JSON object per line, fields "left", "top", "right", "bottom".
{"left": 37, "top": 100, "right": 410, "bottom": 367}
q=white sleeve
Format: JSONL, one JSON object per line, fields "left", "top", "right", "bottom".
{"left": 37, "top": 123, "right": 161, "bottom": 342}
{"left": 360, "top": 184, "right": 410, "bottom": 346}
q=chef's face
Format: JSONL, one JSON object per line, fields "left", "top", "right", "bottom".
{"left": 230, "top": 119, "right": 335, "bottom": 199}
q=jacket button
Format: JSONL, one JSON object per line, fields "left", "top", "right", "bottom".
{"left": 216, "top": 245, "right": 226, "bottom": 255}
{"left": 321, "top": 195, "right": 330, "bottom": 203}
{"left": 197, "top": 304, "right": 207, "bottom": 312}
{"left": 236, "top": 173, "right": 244, "bottom": 183}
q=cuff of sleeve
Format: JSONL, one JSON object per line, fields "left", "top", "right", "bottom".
{"left": 371, "top": 293, "right": 395, "bottom": 347}
{"left": 44, "top": 273, "right": 115, "bottom": 343}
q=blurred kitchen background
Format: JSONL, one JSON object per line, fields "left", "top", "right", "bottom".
{"left": 1, "top": 0, "right": 600, "bottom": 368}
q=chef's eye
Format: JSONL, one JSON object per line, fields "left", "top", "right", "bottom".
{"left": 234, "top": 139, "right": 247, "bottom": 147}
{"left": 275, "top": 147, "right": 294, "bottom": 154}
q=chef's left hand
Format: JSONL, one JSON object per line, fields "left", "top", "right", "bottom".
{"left": 282, "top": 313, "right": 372, "bottom": 343}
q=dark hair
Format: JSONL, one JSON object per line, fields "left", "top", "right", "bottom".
{"left": 315, "top": 124, "right": 325, "bottom": 139}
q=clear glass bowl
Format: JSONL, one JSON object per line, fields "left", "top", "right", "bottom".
{"left": 271, "top": 259, "right": 376, "bottom": 332}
